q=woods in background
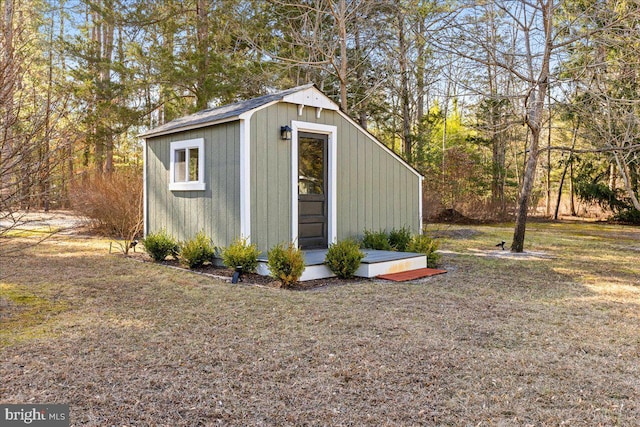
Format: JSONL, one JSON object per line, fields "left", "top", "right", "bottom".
{"left": 2, "top": 0, "right": 639, "bottom": 239}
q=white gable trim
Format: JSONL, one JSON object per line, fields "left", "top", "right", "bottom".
{"left": 291, "top": 121, "right": 338, "bottom": 248}
{"left": 284, "top": 87, "right": 339, "bottom": 112}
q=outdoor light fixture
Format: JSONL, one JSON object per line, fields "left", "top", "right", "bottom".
{"left": 280, "top": 125, "right": 292, "bottom": 140}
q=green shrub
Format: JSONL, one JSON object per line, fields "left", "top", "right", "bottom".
{"left": 388, "top": 226, "right": 412, "bottom": 252}
{"left": 361, "top": 229, "right": 392, "bottom": 250}
{"left": 325, "top": 239, "right": 365, "bottom": 279}
{"left": 407, "top": 234, "right": 441, "bottom": 268}
{"left": 267, "top": 242, "right": 305, "bottom": 288}
{"left": 613, "top": 208, "right": 640, "bottom": 224}
{"left": 221, "top": 237, "right": 261, "bottom": 273}
{"left": 141, "top": 229, "right": 179, "bottom": 262}
{"left": 179, "top": 231, "right": 216, "bottom": 268}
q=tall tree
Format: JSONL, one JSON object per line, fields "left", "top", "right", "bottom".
{"left": 562, "top": 0, "right": 640, "bottom": 213}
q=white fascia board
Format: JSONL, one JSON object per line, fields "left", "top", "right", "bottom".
{"left": 140, "top": 116, "right": 240, "bottom": 139}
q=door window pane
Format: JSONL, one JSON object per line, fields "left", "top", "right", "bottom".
{"left": 299, "top": 137, "right": 324, "bottom": 195}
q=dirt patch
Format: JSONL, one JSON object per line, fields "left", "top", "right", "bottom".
{"left": 0, "top": 210, "right": 89, "bottom": 236}
{"left": 431, "top": 208, "right": 480, "bottom": 224}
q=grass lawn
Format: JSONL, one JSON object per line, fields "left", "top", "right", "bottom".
{"left": 1, "top": 221, "right": 639, "bottom": 425}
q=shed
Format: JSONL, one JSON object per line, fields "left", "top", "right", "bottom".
{"left": 141, "top": 84, "right": 424, "bottom": 278}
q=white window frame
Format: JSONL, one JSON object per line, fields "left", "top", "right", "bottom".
{"left": 169, "top": 138, "right": 206, "bottom": 191}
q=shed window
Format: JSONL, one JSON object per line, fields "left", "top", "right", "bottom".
{"left": 169, "top": 138, "right": 205, "bottom": 191}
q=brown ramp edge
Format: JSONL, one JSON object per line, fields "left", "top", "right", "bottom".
{"left": 377, "top": 268, "right": 447, "bottom": 282}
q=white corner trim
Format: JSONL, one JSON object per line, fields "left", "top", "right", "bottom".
{"left": 419, "top": 175, "right": 424, "bottom": 234}
{"left": 291, "top": 120, "right": 338, "bottom": 248}
{"left": 142, "top": 139, "right": 148, "bottom": 236}
{"left": 238, "top": 112, "right": 253, "bottom": 242}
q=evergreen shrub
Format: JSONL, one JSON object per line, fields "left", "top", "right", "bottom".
{"left": 407, "top": 235, "right": 441, "bottom": 268}
{"left": 179, "top": 231, "right": 216, "bottom": 268}
{"left": 361, "top": 229, "right": 392, "bottom": 250}
{"left": 389, "top": 226, "right": 412, "bottom": 251}
{"left": 221, "top": 237, "right": 261, "bottom": 273}
{"left": 325, "top": 239, "right": 365, "bottom": 279}
{"left": 141, "top": 228, "right": 179, "bottom": 262}
{"left": 267, "top": 242, "right": 305, "bottom": 288}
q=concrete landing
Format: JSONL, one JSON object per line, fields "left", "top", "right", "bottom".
{"left": 257, "top": 249, "right": 427, "bottom": 281}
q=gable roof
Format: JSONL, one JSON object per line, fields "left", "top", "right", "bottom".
{"left": 140, "top": 84, "right": 339, "bottom": 139}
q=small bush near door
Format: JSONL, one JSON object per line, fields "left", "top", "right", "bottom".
{"left": 362, "top": 227, "right": 413, "bottom": 252}
{"left": 407, "top": 235, "right": 441, "bottom": 267}
{"left": 221, "top": 237, "right": 261, "bottom": 273}
{"left": 361, "top": 229, "right": 392, "bottom": 251}
{"left": 388, "top": 226, "right": 413, "bottom": 252}
{"left": 141, "top": 229, "right": 179, "bottom": 262}
{"left": 179, "top": 231, "right": 216, "bottom": 268}
{"left": 325, "top": 239, "right": 365, "bottom": 279}
{"left": 267, "top": 242, "right": 305, "bottom": 288}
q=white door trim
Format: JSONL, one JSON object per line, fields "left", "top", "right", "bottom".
{"left": 291, "top": 121, "right": 337, "bottom": 248}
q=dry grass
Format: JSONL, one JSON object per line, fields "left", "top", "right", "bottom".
{"left": 1, "top": 220, "right": 639, "bottom": 426}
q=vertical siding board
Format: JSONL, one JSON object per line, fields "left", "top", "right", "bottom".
{"left": 278, "top": 104, "right": 293, "bottom": 245}
{"left": 255, "top": 110, "right": 269, "bottom": 249}
{"left": 233, "top": 123, "right": 241, "bottom": 241}
{"left": 372, "top": 143, "right": 381, "bottom": 230}
{"left": 210, "top": 127, "right": 219, "bottom": 241}
{"left": 363, "top": 132, "right": 372, "bottom": 230}
{"left": 266, "top": 107, "right": 279, "bottom": 247}
{"left": 355, "top": 125, "right": 365, "bottom": 232}
{"left": 250, "top": 116, "right": 257, "bottom": 243}
{"left": 349, "top": 119, "right": 358, "bottom": 236}
{"left": 218, "top": 125, "right": 227, "bottom": 242}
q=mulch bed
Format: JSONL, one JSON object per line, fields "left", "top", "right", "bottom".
{"left": 125, "top": 251, "right": 366, "bottom": 291}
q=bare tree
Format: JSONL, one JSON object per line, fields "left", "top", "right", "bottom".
{"left": 435, "top": 0, "right": 629, "bottom": 250}
{"left": 1, "top": 0, "right": 69, "bottom": 247}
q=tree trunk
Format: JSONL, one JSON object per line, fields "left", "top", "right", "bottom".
{"left": 554, "top": 120, "right": 578, "bottom": 220}
{"left": 614, "top": 151, "right": 640, "bottom": 211}
{"left": 337, "top": 0, "right": 349, "bottom": 112}
{"left": 512, "top": 128, "right": 540, "bottom": 252}
{"left": 511, "top": 0, "right": 553, "bottom": 253}
{"left": 398, "top": 9, "right": 412, "bottom": 163}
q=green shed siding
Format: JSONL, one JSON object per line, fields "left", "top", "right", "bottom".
{"left": 248, "top": 103, "right": 420, "bottom": 252}
{"left": 145, "top": 123, "right": 241, "bottom": 245}
{"left": 250, "top": 104, "right": 295, "bottom": 253}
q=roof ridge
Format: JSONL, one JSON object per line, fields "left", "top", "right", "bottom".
{"left": 140, "top": 83, "right": 317, "bottom": 139}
